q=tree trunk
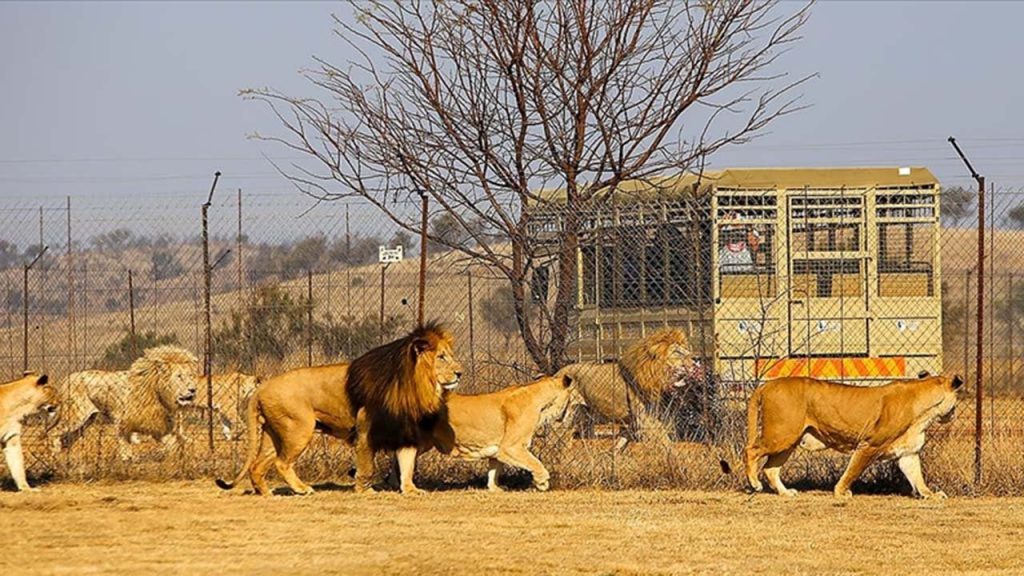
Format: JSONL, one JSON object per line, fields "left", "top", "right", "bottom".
{"left": 548, "top": 203, "right": 581, "bottom": 371}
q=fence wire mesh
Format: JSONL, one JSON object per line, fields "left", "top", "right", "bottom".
{"left": 3, "top": 177, "right": 1023, "bottom": 494}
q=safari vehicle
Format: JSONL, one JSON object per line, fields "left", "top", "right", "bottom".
{"left": 529, "top": 167, "right": 942, "bottom": 390}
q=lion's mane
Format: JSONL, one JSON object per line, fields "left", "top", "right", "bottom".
{"left": 556, "top": 328, "right": 697, "bottom": 442}
{"left": 346, "top": 321, "right": 453, "bottom": 452}
{"left": 619, "top": 328, "right": 692, "bottom": 403}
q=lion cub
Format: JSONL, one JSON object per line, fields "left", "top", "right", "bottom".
{"left": 430, "top": 374, "right": 578, "bottom": 491}
{"left": 1, "top": 372, "right": 58, "bottom": 492}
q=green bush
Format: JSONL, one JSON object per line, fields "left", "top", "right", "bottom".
{"left": 99, "top": 331, "right": 180, "bottom": 370}
{"left": 213, "top": 283, "right": 308, "bottom": 369}
{"left": 316, "top": 313, "right": 402, "bottom": 360}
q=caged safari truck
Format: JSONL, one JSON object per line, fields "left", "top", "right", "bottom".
{"left": 528, "top": 166, "right": 942, "bottom": 392}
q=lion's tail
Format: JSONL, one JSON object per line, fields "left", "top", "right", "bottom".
{"left": 215, "top": 393, "right": 265, "bottom": 491}
{"left": 745, "top": 385, "right": 765, "bottom": 452}
{"left": 715, "top": 385, "right": 765, "bottom": 477}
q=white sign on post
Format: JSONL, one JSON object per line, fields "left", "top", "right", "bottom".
{"left": 378, "top": 245, "right": 404, "bottom": 264}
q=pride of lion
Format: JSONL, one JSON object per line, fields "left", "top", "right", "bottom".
{"left": 3, "top": 322, "right": 963, "bottom": 502}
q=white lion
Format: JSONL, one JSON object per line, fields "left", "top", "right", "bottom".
{"left": 53, "top": 345, "right": 199, "bottom": 460}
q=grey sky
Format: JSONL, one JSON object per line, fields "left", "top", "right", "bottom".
{"left": 1, "top": 1, "right": 1022, "bottom": 230}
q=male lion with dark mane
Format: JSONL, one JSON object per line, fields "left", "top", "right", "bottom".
{"left": 555, "top": 328, "right": 702, "bottom": 448}
{"left": 53, "top": 345, "right": 199, "bottom": 460}
{"left": 216, "top": 322, "right": 460, "bottom": 496}
{"left": 350, "top": 321, "right": 462, "bottom": 494}
{"left": 745, "top": 373, "right": 963, "bottom": 499}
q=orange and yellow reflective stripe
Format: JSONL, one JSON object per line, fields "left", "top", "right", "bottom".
{"left": 754, "top": 357, "right": 906, "bottom": 379}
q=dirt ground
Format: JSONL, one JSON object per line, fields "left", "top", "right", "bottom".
{"left": 2, "top": 481, "right": 1023, "bottom": 575}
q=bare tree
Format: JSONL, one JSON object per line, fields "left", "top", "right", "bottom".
{"left": 941, "top": 185, "right": 975, "bottom": 228}
{"left": 246, "top": 0, "right": 812, "bottom": 372}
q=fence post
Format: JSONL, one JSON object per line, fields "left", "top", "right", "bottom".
{"left": 38, "top": 207, "right": 47, "bottom": 370}
{"left": 948, "top": 137, "right": 985, "bottom": 486}
{"left": 128, "top": 269, "right": 137, "bottom": 360}
{"left": 307, "top": 269, "right": 313, "bottom": 367}
{"left": 963, "top": 269, "right": 971, "bottom": 379}
{"left": 345, "top": 204, "right": 353, "bottom": 357}
{"left": 379, "top": 264, "right": 388, "bottom": 344}
{"left": 237, "top": 188, "right": 243, "bottom": 291}
{"left": 67, "top": 196, "right": 76, "bottom": 371}
{"left": 22, "top": 246, "right": 47, "bottom": 372}
{"left": 202, "top": 171, "right": 221, "bottom": 456}
{"left": 418, "top": 191, "right": 428, "bottom": 327}
{"left": 1010, "top": 273, "right": 1015, "bottom": 393}
{"left": 467, "top": 270, "right": 476, "bottom": 384}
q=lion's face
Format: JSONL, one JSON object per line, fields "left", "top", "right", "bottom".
{"left": 19, "top": 372, "right": 59, "bottom": 419}
{"left": 540, "top": 375, "right": 582, "bottom": 426}
{"left": 936, "top": 374, "right": 964, "bottom": 424}
{"left": 664, "top": 341, "right": 703, "bottom": 388}
{"left": 160, "top": 363, "right": 198, "bottom": 408}
{"left": 428, "top": 340, "right": 464, "bottom": 395}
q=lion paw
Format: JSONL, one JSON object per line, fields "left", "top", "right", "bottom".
{"left": 922, "top": 490, "right": 947, "bottom": 500}
{"left": 534, "top": 480, "right": 550, "bottom": 492}
{"left": 833, "top": 488, "right": 853, "bottom": 500}
{"left": 401, "top": 486, "right": 425, "bottom": 496}
{"left": 779, "top": 488, "right": 798, "bottom": 497}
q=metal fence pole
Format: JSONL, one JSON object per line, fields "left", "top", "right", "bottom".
{"left": 202, "top": 171, "right": 221, "bottom": 455}
{"left": 307, "top": 269, "right": 313, "bottom": 367}
{"left": 418, "top": 191, "right": 428, "bottom": 327}
{"left": 963, "top": 269, "right": 971, "bottom": 379}
{"left": 22, "top": 246, "right": 47, "bottom": 372}
{"left": 38, "top": 207, "right": 47, "bottom": 371}
{"left": 237, "top": 188, "right": 243, "bottom": 291}
{"left": 1010, "top": 273, "right": 1016, "bottom": 393}
{"left": 67, "top": 196, "right": 76, "bottom": 371}
{"left": 949, "top": 136, "right": 985, "bottom": 485}
{"left": 467, "top": 270, "right": 476, "bottom": 384}
{"left": 128, "top": 269, "right": 137, "bottom": 360}
{"left": 379, "top": 264, "right": 388, "bottom": 343}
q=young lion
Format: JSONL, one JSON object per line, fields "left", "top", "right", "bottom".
{"left": 745, "top": 373, "right": 963, "bottom": 499}
{"left": 1, "top": 372, "right": 58, "bottom": 492}
{"left": 429, "top": 374, "right": 578, "bottom": 491}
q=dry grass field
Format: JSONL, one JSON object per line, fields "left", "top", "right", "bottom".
{"left": 2, "top": 481, "right": 1023, "bottom": 575}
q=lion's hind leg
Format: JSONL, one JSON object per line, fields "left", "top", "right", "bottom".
{"left": 248, "top": 431, "right": 276, "bottom": 496}
{"left": 763, "top": 446, "right": 798, "bottom": 497}
{"left": 744, "top": 443, "right": 767, "bottom": 493}
{"left": 749, "top": 426, "right": 802, "bottom": 494}
{"left": 270, "top": 420, "right": 316, "bottom": 496}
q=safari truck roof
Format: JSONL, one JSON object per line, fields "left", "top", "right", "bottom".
{"left": 531, "top": 166, "right": 939, "bottom": 204}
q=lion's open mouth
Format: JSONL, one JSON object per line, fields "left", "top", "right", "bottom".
{"left": 442, "top": 380, "right": 460, "bottom": 391}
{"left": 177, "top": 392, "right": 197, "bottom": 406}
{"left": 671, "top": 361, "right": 704, "bottom": 388}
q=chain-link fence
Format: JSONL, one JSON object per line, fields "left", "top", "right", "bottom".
{"left": 3, "top": 168, "right": 1023, "bottom": 494}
